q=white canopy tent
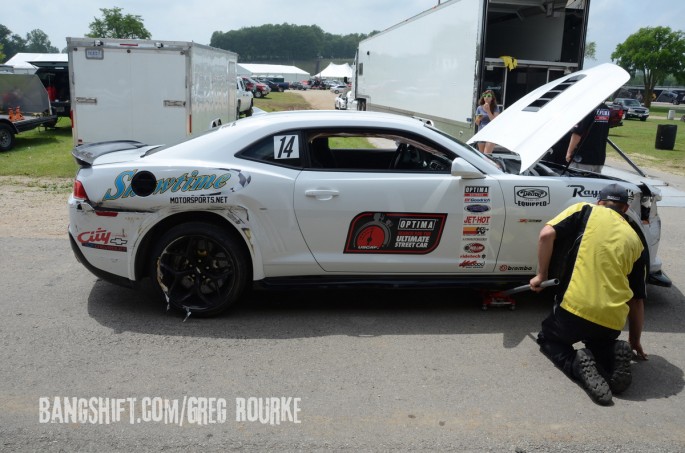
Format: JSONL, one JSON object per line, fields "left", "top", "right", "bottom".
{"left": 237, "top": 64, "right": 310, "bottom": 83}
{"left": 314, "top": 62, "right": 354, "bottom": 80}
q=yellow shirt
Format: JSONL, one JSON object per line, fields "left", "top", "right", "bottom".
{"left": 547, "top": 202, "right": 645, "bottom": 330}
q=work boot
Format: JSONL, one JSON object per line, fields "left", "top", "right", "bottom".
{"left": 609, "top": 340, "right": 633, "bottom": 394}
{"left": 572, "top": 348, "right": 612, "bottom": 405}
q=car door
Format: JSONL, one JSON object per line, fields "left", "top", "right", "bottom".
{"left": 293, "top": 130, "right": 506, "bottom": 273}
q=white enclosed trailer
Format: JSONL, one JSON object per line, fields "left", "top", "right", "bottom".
{"left": 67, "top": 37, "right": 238, "bottom": 146}
{"left": 355, "top": 0, "right": 590, "bottom": 139}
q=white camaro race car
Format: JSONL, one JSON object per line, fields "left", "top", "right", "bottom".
{"left": 68, "top": 64, "right": 670, "bottom": 317}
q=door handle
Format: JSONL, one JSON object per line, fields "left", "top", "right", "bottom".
{"left": 304, "top": 189, "right": 340, "bottom": 201}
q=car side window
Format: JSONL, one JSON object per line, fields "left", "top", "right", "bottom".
{"left": 238, "top": 133, "right": 303, "bottom": 168}
{"left": 304, "top": 129, "right": 454, "bottom": 173}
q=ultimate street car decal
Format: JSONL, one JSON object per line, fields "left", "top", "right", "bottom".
{"left": 344, "top": 212, "right": 447, "bottom": 254}
{"left": 103, "top": 169, "right": 250, "bottom": 201}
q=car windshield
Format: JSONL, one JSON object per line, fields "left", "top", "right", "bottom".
{"left": 623, "top": 99, "right": 641, "bottom": 106}
{"left": 430, "top": 125, "right": 504, "bottom": 172}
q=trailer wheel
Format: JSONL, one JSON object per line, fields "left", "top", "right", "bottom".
{"left": 0, "top": 124, "right": 16, "bottom": 152}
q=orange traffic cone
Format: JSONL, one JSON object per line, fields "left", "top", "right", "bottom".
{"left": 8, "top": 107, "right": 15, "bottom": 122}
{"left": 15, "top": 107, "right": 24, "bottom": 121}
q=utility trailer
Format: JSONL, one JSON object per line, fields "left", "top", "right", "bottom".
{"left": 0, "top": 73, "right": 58, "bottom": 151}
{"left": 67, "top": 37, "right": 238, "bottom": 147}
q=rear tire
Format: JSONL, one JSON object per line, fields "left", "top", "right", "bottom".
{"left": 150, "top": 222, "right": 249, "bottom": 317}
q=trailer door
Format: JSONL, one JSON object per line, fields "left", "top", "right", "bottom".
{"left": 71, "top": 45, "right": 187, "bottom": 146}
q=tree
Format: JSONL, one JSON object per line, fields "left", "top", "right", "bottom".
{"left": 24, "top": 29, "right": 58, "bottom": 53}
{"left": 584, "top": 41, "right": 596, "bottom": 60}
{"left": 87, "top": 7, "right": 151, "bottom": 39}
{"left": 0, "top": 24, "right": 27, "bottom": 61}
{"left": 611, "top": 26, "right": 685, "bottom": 107}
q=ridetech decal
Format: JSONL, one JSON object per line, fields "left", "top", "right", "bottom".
{"left": 103, "top": 169, "right": 251, "bottom": 201}
{"left": 78, "top": 228, "right": 127, "bottom": 252}
{"left": 514, "top": 186, "right": 550, "bottom": 207}
{"left": 344, "top": 212, "right": 447, "bottom": 254}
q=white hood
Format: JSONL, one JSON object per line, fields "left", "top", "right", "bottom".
{"left": 468, "top": 63, "right": 630, "bottom": 173}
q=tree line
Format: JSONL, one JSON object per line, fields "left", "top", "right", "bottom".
{"left": 210, "top": 23, "right": 375, "bottom": 62}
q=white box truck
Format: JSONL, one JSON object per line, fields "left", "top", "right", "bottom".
{"left": 354, "top": 0, "right": 591, "bottom": 138}
{"left": 67, "top": 37, "right": 238, "bottom": 146}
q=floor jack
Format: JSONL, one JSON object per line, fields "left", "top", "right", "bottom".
{"left": 481, "top": 278, "right": 559, "bottom": 311}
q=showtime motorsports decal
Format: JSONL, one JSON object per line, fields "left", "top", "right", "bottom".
{"left": 102, "top": 169, "right": 251, "bottom": 201}
{"left": 344, "top": 212, "right": 447, "bottom": 254}
{"left": 514, "top": 186, "right": 550, "bottom": 207}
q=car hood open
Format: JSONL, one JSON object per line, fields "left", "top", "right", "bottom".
{"left": 468, "top": 63, "right": 630, "bottom": 174}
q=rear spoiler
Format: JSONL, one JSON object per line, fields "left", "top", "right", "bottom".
{"left": 71, "top": 140, "right": 160, "bottom": 167}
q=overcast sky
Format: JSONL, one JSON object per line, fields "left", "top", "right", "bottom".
{"left": 5, "top": 0, "right": 685, "bottom": 66}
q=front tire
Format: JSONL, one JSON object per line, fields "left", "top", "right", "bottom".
{"left": 150, "top": 222, "right": 249, "bottom": 317}
{"left": 254, "top": 90, "right": 262, "bottom": 98}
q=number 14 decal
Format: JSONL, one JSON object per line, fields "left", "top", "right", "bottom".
{"left": 274, "top": 135, "right": 299, "bottom": 159}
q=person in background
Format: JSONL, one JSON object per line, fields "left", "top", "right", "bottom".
{"left": 565, "top": 103, "right": 611, "bottom": 173}
{"left": 475, "top": 90, "right": 500, "bottom": 154}
{"left": 530, "top": 183, "right": 648, "bottom": 405}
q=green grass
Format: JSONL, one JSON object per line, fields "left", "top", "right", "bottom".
{"left": 609, "top": 116, "right": 684, "bottom": 175}
{"left": 253, "top": 91, "right": 311, "bottom": 112}
{"left": 0, "top": 117, "right": 77, "bottom": 178}
{"left": 1, "top": 95, "right": 683, "bottom": 180}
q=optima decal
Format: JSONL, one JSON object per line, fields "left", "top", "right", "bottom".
{"left": 103, "top": 169, "right": 250, "bottom": 201}
{"left": 515, "top": 186, "right": 550, "bottom": 207}
{"left": 344, "top": 212, "right": 447, "bottom": 254}
{"left": 464, "top": 186, "right": 491, "bottom": 203}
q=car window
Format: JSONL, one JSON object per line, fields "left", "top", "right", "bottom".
{"left": 303, "top": 129, "right": 455, "bottom": 173}
{"left": 237, "top": 133, "right": 303, "bottom": 168}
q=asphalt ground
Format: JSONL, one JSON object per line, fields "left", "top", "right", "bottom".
{"left": 0, "top": 209, "right": 683, "bottom": 451}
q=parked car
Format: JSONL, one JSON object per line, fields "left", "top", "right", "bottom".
{"left": 236, "top": 77, "right": 253, "bottom": 118}
{"left": 241, "top": 77, "right": 270, "bottom": 98}
{"left": 290, "top": 81, "right": 308, "bottom": 90}
{"left": 608, "top": 102, "right": 624, "bottom": 127}
{"left": 67, "top": 64, "right": 669, "bottom": 317}
{"left": 613, "top": 98, "right": 649, "bottom": 121}
{"left": 265, "top": 78, "right": 289, "bottom": 92}
{"left": 334, "top": 91, "right": 357, "bottom": 110}
{"left": 329, "top": 84, "right": 349, "bottom": 94}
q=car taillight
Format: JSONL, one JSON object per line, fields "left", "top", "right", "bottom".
{"left": 73, "top": 180, "right": 89, "bottom": 200}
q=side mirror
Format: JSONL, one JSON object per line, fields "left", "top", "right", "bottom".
{"left": 451, "top": 158, "right": 485, "bottom": 179}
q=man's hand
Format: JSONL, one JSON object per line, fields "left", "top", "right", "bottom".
{"left": 529, "top": 274, "right": 546, "bottom": 293}
{"left": 630, "top": 337, "right": 648, "bottom": 360}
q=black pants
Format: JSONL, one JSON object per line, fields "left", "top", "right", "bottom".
{"left": 538, "top": 305, "right": 621, "bottom": 378}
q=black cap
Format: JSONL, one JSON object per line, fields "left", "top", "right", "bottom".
{"left": 598, "top": 183, "right": 629, "bottom": 204}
